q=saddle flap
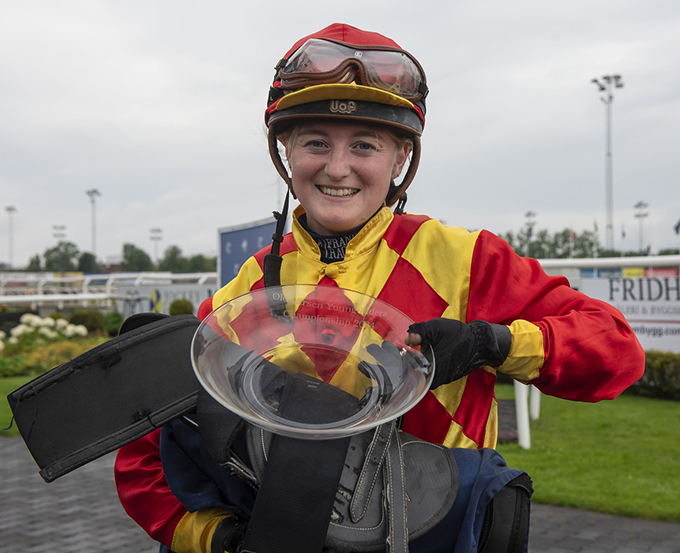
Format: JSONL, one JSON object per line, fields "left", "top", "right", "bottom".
{"left": 7, "top": 314, "right": 202, "bottom": 482}
{"left": 327, "top": 428, "right": 459, "bottom": 552}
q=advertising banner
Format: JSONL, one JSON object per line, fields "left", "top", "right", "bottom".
{"left": 580, "top": 276, "right": 680, "bottom": 352}
{"left": 218, "top": 218, "right": 277, "bottom": 287}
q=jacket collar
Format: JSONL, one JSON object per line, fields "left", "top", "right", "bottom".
{"left": 292, "top": 205, "right": 394, "bottom": 261}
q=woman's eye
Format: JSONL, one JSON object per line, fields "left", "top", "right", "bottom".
{"left": 297, "top": 138, "right": 326, "bottom": 150}
{"left": 355, "top": 142, "right": 376, "bottom": 152}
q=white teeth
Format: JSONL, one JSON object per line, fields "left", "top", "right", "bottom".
{"left": 318, "top": 186, "right": 358, "bottom": 197}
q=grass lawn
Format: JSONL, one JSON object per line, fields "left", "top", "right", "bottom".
{"left": 495, "top": 383, "right": 680, "bottom": 521}
{"left": 1, "top": 375, "right": 32, "bottom": 437}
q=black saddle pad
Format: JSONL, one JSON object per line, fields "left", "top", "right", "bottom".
{"left": 7, "top": 314, "right": 201, "bottom": 482}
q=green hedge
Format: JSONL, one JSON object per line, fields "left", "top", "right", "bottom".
{"left": 626, "top": 350, "right": 680, "bottom": 401}
{"left": 169, "top": 299, "right": 194, "bottom": 316}
{"left": 69, "top": 309, "right": 105, "bottom": 333}
{"left": 104, "top": 311, "right": 125, "bottom": 336}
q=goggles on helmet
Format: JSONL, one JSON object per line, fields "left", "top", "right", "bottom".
{"left": 278, "top": 38, "right": 428, "bottom": 102}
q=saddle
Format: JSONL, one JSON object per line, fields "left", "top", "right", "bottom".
{"left": 194, "top": 370, "right": 458, "bottom": 553}
{"left": 246, "top": 422, "right": 458, "bottom": 553}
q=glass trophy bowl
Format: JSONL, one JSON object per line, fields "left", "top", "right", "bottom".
{"left": 191, "top": 285, "right": 433, "bottom": 439}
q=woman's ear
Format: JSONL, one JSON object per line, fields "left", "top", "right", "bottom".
{"left": 281, "top": 139, "right": 296, "bottom": 173}
{"left": 281, "top": 141, "right": 298, "bottom": 199}
{"left": 391, "top": 142, "right": 411, "bottom": 180}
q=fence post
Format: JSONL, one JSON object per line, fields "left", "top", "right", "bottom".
{"left": 514, "top": 381, "right": 531, "bottom": 449}
{"left": 530, "top": 385, "right": 542, "bottom": 420}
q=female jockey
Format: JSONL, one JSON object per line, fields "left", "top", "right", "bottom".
{"left": 115, "top": 23, "right": 645, "bottom": 553}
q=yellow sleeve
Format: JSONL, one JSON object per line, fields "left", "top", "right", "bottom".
{"left": 497, "top": 320, "right": 544, "bottom": 383}
{"left": 171, "top": 508, "right": 236, "bottom": 553}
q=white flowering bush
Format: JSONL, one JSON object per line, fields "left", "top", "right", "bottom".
{"left": 6, "top": 314, "right": 88, "bottom": 346}
{"left": 1, "top": 313, "right": 104, "bottom": 377}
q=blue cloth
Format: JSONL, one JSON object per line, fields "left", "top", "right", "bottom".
{"left": 160, "top": 418, "right": 256, "bottom": 518}
{"left": 409, "top": 448, "right": 527, "bottom": 553}
{"left": 160, "top": 421, "right": 527, "bottom": 553}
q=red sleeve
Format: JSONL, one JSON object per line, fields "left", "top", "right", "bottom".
{"left": 115, "top": 429, "right": 186, "bottom": 546}
{"left": 197, "top": 296, "right": 214, "bottom": 320}
{"left": 468, "top": 231, "right": 644, "bottom": 401}
{"left": 114, "top": 297, "right": 217, "bottom": 545}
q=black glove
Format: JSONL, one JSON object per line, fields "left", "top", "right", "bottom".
{"left": 408, "top": 318, "right": 512, "bottom": 389}
{"left": 211, "top": 516, "right": 246, "bottom": 553}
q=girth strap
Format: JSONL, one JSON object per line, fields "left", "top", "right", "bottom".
{"left": 242, "top": 434, "right": 350, "bottom": 553}
{"left": 242, "top": 365, "right": 353, "bottom": 553}
{"left": 197, "top": 366, "right": 357, "bottom": 553}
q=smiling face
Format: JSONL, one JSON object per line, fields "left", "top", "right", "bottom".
{"left": 283, "top": 120, "right": 410, "bottom": 236}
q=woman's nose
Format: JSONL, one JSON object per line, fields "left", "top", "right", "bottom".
{"left": 324, "top": 148, "right": 352, "bottom": 181}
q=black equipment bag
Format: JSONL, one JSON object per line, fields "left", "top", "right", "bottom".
{"left": 6, "top": 314, "right": 201, "bottom": 482}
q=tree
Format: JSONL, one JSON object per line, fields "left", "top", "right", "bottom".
{"left": 529, "top": 229, "right": 552, "bottom": 258}
{"left": 121, "top": 243, "right": 153, "bottom": 271}
{"left": 156, "top": 246, "right": 216, "bottom": 273}
{"left": 78, "top": 252, "right": 100, "bottom": 273}
{"left": 550, "top": 229, "right": 574, "bottom": 258}
{"left": 159, "top": 245, "right": 188, "bottom": 273}
{"left": 501, "top": 228, "right": 599, "bottom": 259}
{"left": 572, "top": 230, "right": 598, "bottom": 258}
{"left": 26, "top": 255, "right": 42, "bottom": 272}
{"left": 43, "top": 241, "right": 80, "bottom": 272}
{"left": 187, "top": 254, "right": 216, "bottom": 273}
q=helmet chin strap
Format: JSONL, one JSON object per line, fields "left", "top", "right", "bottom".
{"left": 263, "top": 188, "right": 291, "bottom": 318}
{"left": 264, "top": 189, "right": 290, "bottom": 289}
{"left": 264, "top": 131, "right": 295, "bottom": 311}
{"left": 394, "top": 193, "right": 408, "bottom": 216}
{"left": 268, "top": 130, "right": 295, "bottom": 192}
{"left": 386, "top": 135, "right": 420, "bottom": 212}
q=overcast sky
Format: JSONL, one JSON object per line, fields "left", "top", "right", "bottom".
{"left": 1, "top": 0, "right": 679, "bottom": 268}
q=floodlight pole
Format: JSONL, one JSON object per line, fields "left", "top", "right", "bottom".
{"left": 53, "top": 225, "right": 67, "bottom": 241}
{"left": 592, "top": 75, "right": 624, "bottom": 252}
{"left": 5, "top": 206, "right": 17, "bottom": 268}
{"left": 150, "top": 227, "right": 163, "bottom": 262}
{"left": 524, "top": 211, "right": 536, "bottom": 257}
{"left": 86, "top": 189, "right": 101, "bottom": 257}
{"left": 634, "top": 201, "right": 649, "bottom": 253}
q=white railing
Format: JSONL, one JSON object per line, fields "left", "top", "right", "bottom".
{"left": 0, "top": 272, "right": 218, "bottom": 308}
{"left": 537, "top": 254, "right": 680, "bottom": 269}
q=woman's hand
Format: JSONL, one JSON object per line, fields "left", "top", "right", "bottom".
{"left": 406, "top": 318, "right": 512, "bottom": 389}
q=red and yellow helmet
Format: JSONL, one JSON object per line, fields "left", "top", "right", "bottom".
{"left": 266, "top": 23, "right": 428, "bottom": 208}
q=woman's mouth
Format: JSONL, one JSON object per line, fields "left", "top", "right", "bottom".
{"left": 317, "top": 185, "right": 359, "bottom": 197}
